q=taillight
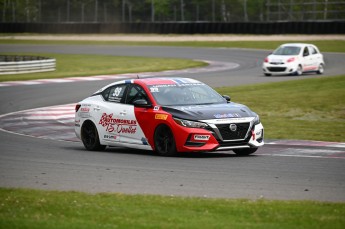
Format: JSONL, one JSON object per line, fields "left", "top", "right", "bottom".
{"left": 75, "top": 104, "right": 81, "bottom": 112}
{"left": 264, "top": 57, "right": 269, "bottom": 63}
{"left": 287, "top": 57, "right": 296, "bottom": 63}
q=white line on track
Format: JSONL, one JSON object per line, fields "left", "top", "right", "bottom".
{"left": 1, "top": 104, "right": 344, "bottom": 159}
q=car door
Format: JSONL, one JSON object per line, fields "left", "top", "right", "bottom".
{"left": 308, "top": 46, "right": 322, "bottom": 70}
{"left": 95, "top": 84, "right": 129, "bottom": 143}
{"left": 116, "top": 84, "right": 149, "bottom": 146}
{"left": 301, "top": 46, "right": 315, "bottom": 72}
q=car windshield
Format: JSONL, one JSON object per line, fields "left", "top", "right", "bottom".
{"left": 148, "top": 83, "right": 226, "bottom": 106}
{"left": 273, "top": 46, "right": 301, "bottom": 55}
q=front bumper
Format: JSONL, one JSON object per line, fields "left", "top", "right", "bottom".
{"left": 174, "top": 119, "right": 264, "bottom": 152}
{"left": 263, "top": 62, "right": 298, "bottom": 75}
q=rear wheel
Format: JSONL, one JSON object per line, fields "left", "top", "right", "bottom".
{"left": 154, "top": 124, "right": 177, "bottom": 156}
{"left": 317, "top": 63, "right": 324, "bottom": 74}
{"left": 233, "top": 148, "right": 258, "bottom": 156}
{"left": 81, "top": 121, "right": 106, "bottom": 151}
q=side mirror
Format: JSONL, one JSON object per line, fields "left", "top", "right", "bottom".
{"left": 222, "top": 95, "right": 231, "bottom": 102}
{"left": 133, "top": 99, "right": 152, "bottom": 108}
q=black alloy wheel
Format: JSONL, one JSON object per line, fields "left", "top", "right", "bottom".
{"left": 154, "top": 124, "right": 177, "bottom": 156}
{"left": 81, "top": 121, "right": 106, "bottom": 151}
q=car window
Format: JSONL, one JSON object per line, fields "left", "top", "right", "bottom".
{"left": 309, "top": 46, "right": 318, "bottom": 55}
{"left": 102, "top": 84, "right": 127, "bottom": 103}
{"left": 303, "top": 47, "right": 309, "bottom": 56}
{"left": 273, "top": 46, "right": 300, "bottom": 55}
{"left": 125, "top": 85, "right": 149, "bottom": 105}
{"left": 149, "top": 83, "right": 226, "bottom": 106}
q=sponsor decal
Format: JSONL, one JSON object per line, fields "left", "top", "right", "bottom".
{"left": 99, "top": 113, "right": 137, "bottom": 134}
{"left": 194, "top": 134, "right": 210, "bottom": 141}
{"left": 155, "top": 114, "right": 168, "bottom": 120}
{"left": 141, "top": 137, "right": 148, "bottom": 145}
{"left": 214, "top": 113, "right": 241, "bottom": 119}
{"left": 104, "top": 134, "right": 117, "bottom": 140}
{"left": 80, "top": 107, "right": 90, "bottom": 112}
{"left": 153, "top": 106, "right": 160, "bottom": 111}
{"left": 150, "top": 87, "right": 159, "bottom": 93}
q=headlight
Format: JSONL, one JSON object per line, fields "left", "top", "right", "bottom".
{"left": 174, "top": 118, "right": 208, "bottom": 128}
{"left": 253, "top": 115, "right": 260, "bottom": 125}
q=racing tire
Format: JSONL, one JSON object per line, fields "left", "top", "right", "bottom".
{"left": 154, "top": 124, "right": 177, "bottom": 156}
{"left": 81, "top": 121, "right": 106, "bottom": 151}
{"left": 233, "top": 148, "right": 258, "bottom": 156}
{"left": 317, "top": 63, "right": 324, "bottom": 74}
{"left": 295, "top": 65, "right": 303, "bottom": 76}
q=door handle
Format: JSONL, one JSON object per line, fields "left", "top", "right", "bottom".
{"left": 94, "top": 107, "right": 100, "bottom": 111}
{"left": 120, "top": 110, "right": 127, "bottom": 115}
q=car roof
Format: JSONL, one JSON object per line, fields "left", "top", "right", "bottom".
{"left": 134, "top": 77, "right": 203, "bottom": 86}
{"left": 280, "top": 43, "right": 315, "bottom": 48}
{"left": 96, "top": 77, "right": 204, "bottom": 93}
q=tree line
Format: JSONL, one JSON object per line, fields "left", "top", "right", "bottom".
{"left": 1, "top": 0, "right": 344, "bottom": 23}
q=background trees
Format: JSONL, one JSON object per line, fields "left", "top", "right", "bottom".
{"left": 1, "top": 0, "right": 344, "bottom": 23}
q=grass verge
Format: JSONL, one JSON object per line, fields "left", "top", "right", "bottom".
{"left": 216, "top": 75, "right": 345, "bottom": 142}
{"left": 0, "top": 53, "right": 206, "bottom": 82}
{"left": 1, "top": 39, "right": 345, "bottom": 53}
{"left": 0, "top": 188, "right": 344, "bottom": 229}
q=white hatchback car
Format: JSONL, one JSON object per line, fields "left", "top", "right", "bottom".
{"left": 262, "top": 43, "right": 325, "bottom": 76}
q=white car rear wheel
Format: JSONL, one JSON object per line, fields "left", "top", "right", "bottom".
{"left": 317, "top": 63, "right": 324, "bottom": 74}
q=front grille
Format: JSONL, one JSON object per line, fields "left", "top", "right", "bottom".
{"left": 269, "top": 62, "right": 284, "bottom": 65}
{"left": 267, "top": 67, "right": 286, "bottom": 72}
{"left": 215, "top": 123, "right": 250, "bottom": 140}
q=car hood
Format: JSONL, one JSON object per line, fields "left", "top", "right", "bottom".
{"left": 162, "top": 103, "right": 256, "bottom": 121}
{"left": 268, "top": 54, "right": 299, "bottom": 62}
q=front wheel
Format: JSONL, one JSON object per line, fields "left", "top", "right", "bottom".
{"left": 154, "top": 124, "right": 177, "bottom": 156}
{"left": 317, "top": 63, "right": 324, "bottom": 74}
{"left": 81, "top": 121, "right": 106, "bottom": 151}
{"left": 295, "top": 65, "right": 303, "bottom": 76}
{"left": 233, "top": 148, "right": 258, "bottom": 156}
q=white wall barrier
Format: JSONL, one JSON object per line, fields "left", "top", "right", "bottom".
{"left": 0, "top": 56, "right": 56, "bottom": 75}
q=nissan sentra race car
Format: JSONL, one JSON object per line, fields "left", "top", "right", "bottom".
{"left": 262, "top": 43, "right": 325, "bottom": 76}
{"left": 75, "top": 77, "right": 264, "bottom": 156}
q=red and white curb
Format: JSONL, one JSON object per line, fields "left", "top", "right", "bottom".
{"left": 0, "top": 104, "right": 78, "bottom": 142}
{"left": 0, "top": 60, "right": 239, "bottom": 87}
{"left": 1, "top": 104, "right": 344, "bottom": 159}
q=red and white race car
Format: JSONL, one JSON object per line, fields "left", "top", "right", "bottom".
{"left": 263, "top": 43, "right": 325, "bottom": 76}
{"left": 75, "top": 77, "right": 264, "bottom": 156}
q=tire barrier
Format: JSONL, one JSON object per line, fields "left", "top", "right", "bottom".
{"left": 0, "top": 21, "right": 344, "bottom": 34}
{"left": 0, "top": 55, "right": 56, "bottom": 75}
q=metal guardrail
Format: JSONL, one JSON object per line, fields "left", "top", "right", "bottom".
{"left": 0, "top": 55, "right": 56, "bottom": 75}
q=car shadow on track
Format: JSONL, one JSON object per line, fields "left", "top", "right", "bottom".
{"left": 68, "top": 146, "right": 256, "bottom": 158}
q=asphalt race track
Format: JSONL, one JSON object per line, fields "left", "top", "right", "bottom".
{"left": 0, "top": 44, "right": 345, "bottom": 202}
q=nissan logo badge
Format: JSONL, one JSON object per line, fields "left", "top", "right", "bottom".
{"left": 229, "top": 124, "right": 237, "bottom": 132}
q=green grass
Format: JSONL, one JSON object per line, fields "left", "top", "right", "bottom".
{"left": 1, "top": 39, "right": 345, "bottom": 52}
{"left": 0, "top": 53, "right": 206, "bottom": 82}
{"left": 0, "top": 188, "right": 344, "bottom": 229}
{"left": 216, "top": 75, "right": 345, "bottom": 142}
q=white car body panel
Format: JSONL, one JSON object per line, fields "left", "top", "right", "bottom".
{"left": 262, "top": 43, "right": 324, "bottom": 76}
{"left": 75, "top": 95, "right": 152, "bottom": 150}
